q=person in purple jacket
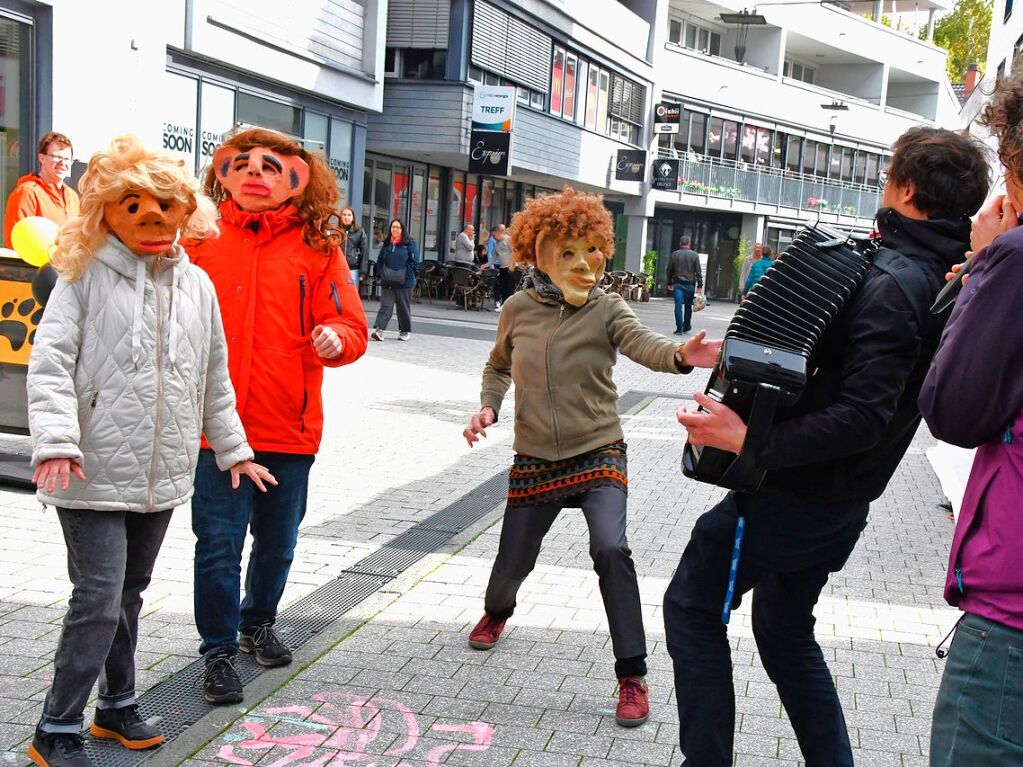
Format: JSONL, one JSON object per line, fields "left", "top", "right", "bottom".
{"left": 920, "top": 72, "right": 1023, "bottom": 766}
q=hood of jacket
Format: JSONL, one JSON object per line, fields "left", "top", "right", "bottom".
{"left": 92, "top": 234, "right": 189, "bottom": 369}
{"left": 875, "top": 207, "right": 971, "bottom": 278}
{"left": 13, "top": 173, "right": 67, "bottom": 205}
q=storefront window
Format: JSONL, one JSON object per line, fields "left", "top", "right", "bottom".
{"left": 236, "top": 91, "right": 301, "bottom": 136}
{"left": 0, "top": 15, "right": 31, "bottom": 236}
{"left": 329, "top": 117, "right": 353, "bottom": 205}
{"left": 722, "top": 120, "right": 738, "bottom": 161}
{"left": 463, "top": 175, "right": 479, "bottom": 230}
{"left": 410, "top": 169, "right": 425, "bottom": 250}
{"left": 304, "top": 112, "right": 328, "bottom": 153}
{"left": 449, "top": 171, "right": 465, "bottom": 256}
{"left": 392, "top": 164, "right": 410, "bottom": 223}
{"left": 424, "top": 170, "right": 441, "bottom": 260}
{"left": 786, "top": 135, "right": 802, "bottom": 172}
{"left": 551, "top": 47, "right": 565, "bottom": 116}
{"left": 162, "top": 72, "right": 199, "bottom": 170}
{"left": 564, "top": 54, "right": 577, "bottom": 121}
{"left": 585, "top": 67, "right": 599, "bottom": 129}
{"left": 740, "top": 125, "right": 756, "bottom": 164}
{"left": 373, "top": 162, "right": 392, "bottom": 249}
{"left": 199, "top": 82, "right": 235, "bottom": 170}
{"left": 689, "top": 112, "right": 707, "bottom": 155}
{"left": 480, "top": 177, "right": 494, "bottom": 234}
{"left": 707, "top": 117, "right": 723, "bottom": 158}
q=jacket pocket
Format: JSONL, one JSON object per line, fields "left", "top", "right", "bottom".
{"left": 329, "top": 281, "right": 343, "bottom": 315}
{"left": 514, "top": 387, "right": 555, "bottom": 449}
{"left": 79, "top": 390, "right": 98, "bottom": 441}
{"left": 551, "top": 384, "right": 613, "bottom": 447}
{"left": 194, "top": 383, "right": 203, "bottom": 437}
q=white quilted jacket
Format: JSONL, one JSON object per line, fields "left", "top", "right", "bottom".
{"left": 28, "top": 235, "right": 253, "bottom": 512}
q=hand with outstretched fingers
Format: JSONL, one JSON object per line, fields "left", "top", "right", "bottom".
{"left": 230, "top": 460, "right": 278, "bottom": 492}
{"left": 312, "top": 325, "right": 343, "bottom": 359}
{"left": 679, "top": 330, "right": 723, "bottom": 369}
{"left": 463, "top": 407, "right": 496, "bottom": 448}
{"left": 677, "top": 392, "right": 747, "bottom": 454}
{"left": 33, "top": 458, "right": 86, "bottom": 493}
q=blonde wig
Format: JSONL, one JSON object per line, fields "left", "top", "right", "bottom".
{"left": 509, "top": 188, "right": 615, "bottom": 267}
{"left": 51, "top": 135, "right": 218, "bottom": 281}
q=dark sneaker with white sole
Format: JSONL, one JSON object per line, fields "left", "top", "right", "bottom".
{"left": 239, "top": 621, "right": 293, "bottom": 667}
{"left": 28, "top": 730, "right": 94, "bottom": 767}
{"left": 202, "top": 650, "right": 243, "bottom": 704}
{"left": 90, "top": 704, "right": 164, "bottom": 749}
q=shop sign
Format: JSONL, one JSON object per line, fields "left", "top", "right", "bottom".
{"left": 654, "top": 102, "right": 682, "bottom": 134}
{"left": 652, "top": 159, "right": 680, "bottom": 191}
{"left": 471, "top": 86, "right": 517, "bottom": 132}
{"left": 615, "top": 149, "right": 646, "bottom": 182}
{"left": 468, "top": 130, "right": 512, "bottom": 176}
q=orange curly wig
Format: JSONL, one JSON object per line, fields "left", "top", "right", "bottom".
{"left": 202, "top": 127, "right": 342, "bottom": 255}
{"left": 509, "top": 188, "right": 615, "bottom": 267}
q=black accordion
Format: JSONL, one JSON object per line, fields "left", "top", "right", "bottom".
{"left": 682, "top": 223, "right": 874, "bottom": 493}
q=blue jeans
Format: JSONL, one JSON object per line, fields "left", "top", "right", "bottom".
{"left": 673, "top": 282, "right": 696, "bottom": 332}
{"left": 930, "top": 613, "right": 1023, "bottom": 765}
{"left": 192, "top": 449, "right": 314, "bottom": 657}
{"left": 664, "top": 492, "right": 866, "bottom": 766}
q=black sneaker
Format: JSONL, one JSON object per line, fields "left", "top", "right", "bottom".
{"left": 90, "top": 704, "right": 164, "bottom": 749}
{"left": 239, "top": 621, "right": 293, "bottom": 667}
{"left": 202, "top": 651, "right": 243, "bottom": 704}
{"left": 28, "top": 730, "right": 94, "bottom": 767}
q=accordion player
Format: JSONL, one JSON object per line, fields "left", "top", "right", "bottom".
{"left": 681, "top": 224, "right": 873, "bottom": 493}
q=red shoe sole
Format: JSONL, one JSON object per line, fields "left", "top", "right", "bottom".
{"left": 615, "top": 713, "right": 649, "bottom": 727}
{"left": 468, "top": 638, "right": 498, "bottom": 650}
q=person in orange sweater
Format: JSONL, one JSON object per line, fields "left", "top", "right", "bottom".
{"left": 186, "top": 128, "right": 368, "bottom": 705}
{"left": 4, "top": 131, "right": 80, "bottom": 247}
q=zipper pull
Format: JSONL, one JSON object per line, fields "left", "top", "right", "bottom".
{"left": 1004, "top": 423, "right": 1013, "bottom": 444}
{"left": 954, "top": 566, "right": 964, "bottom": 595}
{"left": 90, "top": 392, "right": 98, "bottom": 408}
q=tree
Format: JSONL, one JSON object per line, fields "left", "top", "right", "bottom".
{"left": 932, "top": 0, "right": 992, "bottom": 80}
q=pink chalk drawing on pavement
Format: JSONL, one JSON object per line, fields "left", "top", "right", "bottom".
{"left": 217, "top": 690, "right": 495, "bottom": 767}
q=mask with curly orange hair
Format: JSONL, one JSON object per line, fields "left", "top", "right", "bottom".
{"left": 536, "top": 232, "right": 607, "bottom": 307}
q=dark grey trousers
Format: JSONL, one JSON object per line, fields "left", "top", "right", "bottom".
{"left": 40, "top": 508, "right": 173, "bottom": 733}
{"left": 484, "top": 485, "right": 647, "bottom": 677}
{"left": 374, "top": 287, "right": 412, "bottom": 333}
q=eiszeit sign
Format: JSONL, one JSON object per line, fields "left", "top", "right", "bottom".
{"left": 472, "top": 86, "right": 517, "bottom": 132}
{"left": 654, "top": 102, "right": 682, "bottom": 134}
{"left": 469, "top": 130, "right": 512, "bottom": 175}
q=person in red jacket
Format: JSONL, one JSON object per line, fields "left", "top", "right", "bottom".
{"left": 187, "top": 128, "right": 367, "bottom": 704}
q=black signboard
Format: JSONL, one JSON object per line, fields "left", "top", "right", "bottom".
{"left": 468, "top": 130, "right": 512, "bottom": 175}
{"left": 615, "top": 149, "right": 647, "bottom": 181}
{"left": 655, "top": 102, "right": 682, "bottom": 124}
{"left": 652, "top": 159, "right": 680, "bottom": 191}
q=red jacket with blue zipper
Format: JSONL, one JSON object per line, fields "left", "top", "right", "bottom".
{"left": 187, "top": 199, "right": 368, "bottom": 454}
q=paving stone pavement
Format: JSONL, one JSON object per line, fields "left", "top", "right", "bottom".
{"left": 0, "top": 296, "right": 957, "bottom": 766}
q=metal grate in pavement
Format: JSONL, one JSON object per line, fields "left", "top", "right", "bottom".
{"left": 342, "top": 528, "right": 453, "bottom": 578}
{"left": 417, "top": 471, "right": 509, "bottom": 533}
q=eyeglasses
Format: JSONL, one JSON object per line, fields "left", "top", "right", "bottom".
{"left": 43, "top": 153, "right": 74, "bottom": 164}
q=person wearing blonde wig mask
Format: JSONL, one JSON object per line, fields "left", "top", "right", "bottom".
{"left": 26, "top": 136, "right": 266, "bottom": 767}
{"left": 461, "top": 188, "right": 722, "bottom": 728}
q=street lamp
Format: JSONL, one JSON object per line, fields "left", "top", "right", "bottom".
{"left": 719, "top": 9, "right": 768, "bottom": 64}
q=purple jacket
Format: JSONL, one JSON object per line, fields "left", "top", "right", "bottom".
{"left": 919, "top": 226, "right": 1023, "bottom": 631}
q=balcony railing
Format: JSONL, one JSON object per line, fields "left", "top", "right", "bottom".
{"left": 655, "top": 150, "right": 882, "bottom": 221}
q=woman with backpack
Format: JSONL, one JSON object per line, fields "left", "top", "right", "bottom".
{"left": 341, "top": 206, "right": 368, "bottom": 289}
{"left": 370, "top": 219, "right": 419, "bottom": 341}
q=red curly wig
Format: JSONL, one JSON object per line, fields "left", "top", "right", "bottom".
{"left": 509, "top": 188, "right": 615, "bottom": 267}
{"left": 203, "top": 127, "right": 343, "bottom": 255}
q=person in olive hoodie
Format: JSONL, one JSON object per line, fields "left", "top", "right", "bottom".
{"left": 462, "top": 189, "right": 722, "bottom": 729}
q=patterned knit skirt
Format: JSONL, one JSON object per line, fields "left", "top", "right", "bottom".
{"left": 506, "top": 442, "right": 627, "bottom": 509}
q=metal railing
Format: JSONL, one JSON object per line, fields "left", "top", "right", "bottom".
{"left": 655, "top": 150, "right": 882, "bottom": 221}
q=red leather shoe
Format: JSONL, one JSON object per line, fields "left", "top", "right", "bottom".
{"left": 615, "top": 676, "right": 649, "bottom": 727}
{"left": 468, "top": 613, "right": 507, "bottom": 650}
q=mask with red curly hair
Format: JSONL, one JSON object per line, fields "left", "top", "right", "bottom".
{"left": 203, "top": 127, "right": 342, "bottom": 255}
{"left": 509, "top": 188, "right": 615, "bottom": 306}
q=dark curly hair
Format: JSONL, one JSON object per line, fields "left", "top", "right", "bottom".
{"left": 886, "top": 126, "right": 989, "bottom": 220}
{"left": 203, "top": 127, "right": 343, "bottom": 255}
{"left": 979, "top": 70, "right": 1023, "bottom": 190}
{"left": 509, "top": 187, "right": 615, "bottom": 267}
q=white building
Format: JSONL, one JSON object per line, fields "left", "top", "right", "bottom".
{"left": 644, "top": 0, "right": 961, "bottom": 294}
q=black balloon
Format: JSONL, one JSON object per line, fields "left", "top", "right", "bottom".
{"left": 32, "top": 264, "right": 58, "bottom": 308}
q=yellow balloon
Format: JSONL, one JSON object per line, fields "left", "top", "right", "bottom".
{"left": 11, "top": 216, "right": 59, "bottom": 267}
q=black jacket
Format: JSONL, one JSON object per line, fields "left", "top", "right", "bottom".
{"left": 756, "top": 209, "right": 971, "bottom": 505}
{"left": 343, "top": 227, "right": 368, "bottom": 272}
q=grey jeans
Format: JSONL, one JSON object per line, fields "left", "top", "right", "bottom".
{"left": 40, "top": 508, "right": 173, "bottom": 733}
{"left": 484, "top": 485, "right": 647, "bottom": 677}
{"left": 374, "top": 286, "right": 412, "bottom": 333}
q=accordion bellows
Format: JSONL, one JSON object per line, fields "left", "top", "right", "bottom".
{"left": 683, "top": 224, "right": 873, "bottom": 493}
